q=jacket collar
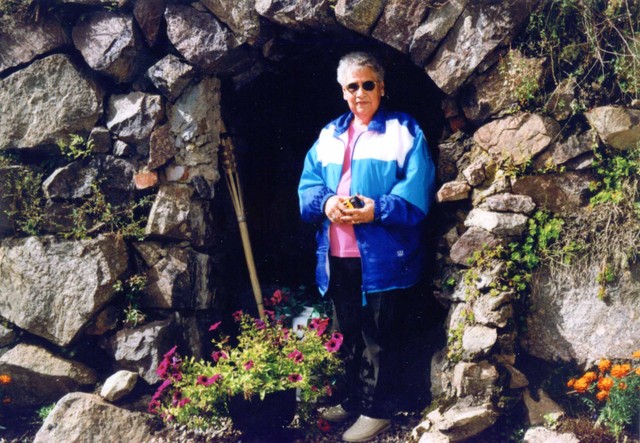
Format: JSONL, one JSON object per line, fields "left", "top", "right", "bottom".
{"left": 332, "top": 106, "right": 388, "bottom": 137}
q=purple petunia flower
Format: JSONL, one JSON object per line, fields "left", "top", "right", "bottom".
{"left": 254, "top": 319, "right": 266, "bottom": 330}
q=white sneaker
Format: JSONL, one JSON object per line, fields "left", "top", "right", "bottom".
{"left": 342, "top": 415, "right": 391, "bottom": 442}
{"left": 321, "top": 404, "right": 356, "bottom": 423}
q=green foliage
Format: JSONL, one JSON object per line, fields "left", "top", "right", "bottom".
{"left": 150, "top": 312, "right": 344, "bottom": 430}
{"left": 3, "top": 166, "right": 46, "bottom": 236}
{"left": 64, "top": 182, "right": 153, "bottom": 241}
{"left": 498, "top": 50, "right": 544, "bottom": 112}
{"left": 264, "top": 286, "right": 332, "bottom": 323}
{"left": 56, "top": 134, "right": 93, "bottom": 162}
{"left": 114, "top": 274, "right": 147, "bottom": 328}
{"left": 519, "top": 0, "right": 640, "bottom": 104}
{"left": 36, "top": 403, "right": 55, "bottom": 421}
{"left": 589, "top": 145, "right": 640, "bottom": 206}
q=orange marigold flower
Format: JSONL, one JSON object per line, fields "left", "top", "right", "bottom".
{"left": 636, "top": 368, "right": 640, "bottom": 376}
{"left": 2, "top": 397, "right": 11, "bottom": 405}
{"left": 598, "top": 359, "right": 611, "bottom": 373}
{"left": 632, "top": 350, "right": 640, "bottom": 359}
{"left": 0, "top": 374, "right": 11, "bottom": 385}
{"left": 610, "top": 364, "right": 631, "bottom": 378}
{"left": 567, "top": 378, "right": 577, "bottom": 388}
{"left": 597, "top": 377, "right": 614, "bottom": 392}
{"left": 583, "top": 371, "right": 598, "bottom": 383}
{"left": 596, "top": 390, "right": 609, "bottom": 402}
{"left": 573, "top": 377, "right": 591, "bottom": 393}
{"left": 618, "top": 382, "right": 628, "bottom": 390}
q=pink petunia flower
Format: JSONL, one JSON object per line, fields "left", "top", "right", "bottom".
{"left": 272, "top": 289, "right": 284, "bottom": 304}
{"left": 212, "top": 351, "right": 228, "bottom": 362}
{"left": 177, "top": 397, "right": 191, "bottom": 408}
{"left": 324, "top": 338, "right": 341, "bottom": 353}
{"left": 148, "top": 399, "right": 160, "bottom": 414}
{"left": 288, "top": 373, "right": 303, "bottom": 383}
{"left": 244, "top": 360, "right": 254, "bottom": 370}
{"left": 254, "top": 319, "right": 266, "bottom": 330}
{"left": 317, "top": 418, "right": 331, "bottom": 432}
{"left": 309, "top": 317, "right": 329, "bottom": 336}
{"left": 208, "top": 321, "right": 222, "bottom": 332}
{"left": 196, "top": 374, "right": 222, "bottom": 387}
{"left": 232, "top": 310, "right": 243, "bottom": 322}
{"left": 287, "top": 349, "right": 304, "bottom": 363}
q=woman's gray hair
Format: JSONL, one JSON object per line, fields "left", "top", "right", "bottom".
{"left": 336, "top": 52, "right": 385, "bottom": 86}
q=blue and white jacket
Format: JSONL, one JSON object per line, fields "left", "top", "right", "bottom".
{"left": 298, "top": 108, "right": 436, "bottom": 296}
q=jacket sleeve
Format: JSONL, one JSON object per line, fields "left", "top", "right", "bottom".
{"left": 298, "top": 142, "right": 335, "bottom": 224}
{"left": 374, "top": 131, "right": 436, "bottom": 226}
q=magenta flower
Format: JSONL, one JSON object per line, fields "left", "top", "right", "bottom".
{"left": 163, "top": 345, "right": 178, "bottom": 360}
{"left": 325, "top": 385, "right": 333, "bottom": 396}
{"left": 318, "top": 418, "right": 331, "bottom": 432}
{"left": 177, "top": 397, "right": 191, "bottom": 408}
{"left": 212, "top": 351, "right": 228, "bottom": 362}
{"left": 156, "top": 359, "right": 169, "bottom": 378}
{"left": 232, "top": 310, "right": 243, "bottom": 322}
{"left": 324, "top": 337, "right": 341, "bottom": 353}
{"left": 208, "top": 321, "right": 222, "bottom": 332}
{"left": 152, "top": 379, "right": 173, "bottom": 401}
{"left": 148, "top": 399, "right": 160, "bottom": 414}
{"left": 288, "top": 373, "right": 303, "bottom": 383}
{"left": 244, "top": 360, "right": 254, "bottom": 370}
{"left": 287, "top": 349, "right": 304, "bottom": 364}
{"left": 272, "top": 289, "right": 284, "bottom": 305}
{"left": 309, "top": 317, "right": 329, "bottom": 336}
{"left": 264, "top": 309, "right": 275, "bottom": 320}
{"left": 196, "top": 374, "right": 222, "bottom": 387}
{"left": 254, "top": 319, "right": 266, "bottom": 330}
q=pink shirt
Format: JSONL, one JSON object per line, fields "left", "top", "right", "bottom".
{"left": 330, "top": 122, "right": 365, "bottom": 257}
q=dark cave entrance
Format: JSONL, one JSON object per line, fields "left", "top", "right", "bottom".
{"left": 219, "top": 33, "right": 446, "bottom": 308}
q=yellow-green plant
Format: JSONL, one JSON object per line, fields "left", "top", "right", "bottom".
{"left": 114, "top": 274, "right": 147, "bottom": 328}
{"left": 56, "top": 134, "right": 94, "bottom": 161}
{"left": 150, "top": 312, "right": 343, "bottom": 430}
{"left": 3, "top": 167, "right": 46, "bottom": 236}
{"left": 567, "top": 351, "right": 640, "bottom": 440}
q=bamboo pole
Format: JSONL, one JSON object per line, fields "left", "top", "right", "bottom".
{"left": 219, "top": 121, "right": 265, "bottom": 320}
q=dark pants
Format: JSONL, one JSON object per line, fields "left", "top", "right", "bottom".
{"left": 327, "top": 256, "right": 428, "bottom": 419}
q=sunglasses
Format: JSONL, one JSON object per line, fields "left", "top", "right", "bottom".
{"left": 344, "top": 80, "right": 377, "bottom": 94}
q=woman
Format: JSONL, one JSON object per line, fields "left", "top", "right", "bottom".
{"left": 298, "top": 51, "right": 436, "bottom": 442}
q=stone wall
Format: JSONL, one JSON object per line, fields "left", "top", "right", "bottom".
{"left": 0, "top": 1, "right": 639, "bottom": 441}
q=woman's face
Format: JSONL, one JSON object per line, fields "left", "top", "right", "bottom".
{"left": 342, "top": 67, "right": 384, "bottom": 125}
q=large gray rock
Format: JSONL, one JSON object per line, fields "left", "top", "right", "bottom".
{"left": 169, "top": 76, "right": 221, "bottom": 168}
{"left": 437, "top": 181, "right": 471, "bottom": 202}
{"left": 522, "top": 388, "right": 565, "bottom": 426}
{"left": 144, "top": 185, "right": 213, "bottom": 248}
{"left": 428, "top": 403, "right": 499, "bottom": 441}
{"left": 43, "top": 161, "right": 98, "bottom": 201}
{"left": 473, "top": 113, "right": 560, "bottom": 165}
{"left": 0, "top": 235, "right": 128, "bottom": 346}
{"left": 0, "top": 16, "right": 69, "bottom": 74}
{"left": 334, "top": 0, "right": 385, "bottom": 36}
{"left": 133, "top": 242, "right": 215, "bottom": 309}
{"left": 462, "top": 325, "right": 497, "bottom": 360}
{"left": 450, "top": 227, "right": 508, "bottom": 266}
{"left": 34, "top": 392, "right": 175, "bottom": 443}
{"left": 255, "top": 0, "right": 338, "bottom": 32}
{"left": 133, "top": 0, "right": 167, "bottom": 47}
{"left": 472, "top": 292, "right": 513, "bottom": 328}
{"left": 72, "top": 11, "right": 144, "bottom": 83}
{"left": 585, "top": 106, "right": 640, "bottom": 150}
{"left": 523, "top": 265, "right": 640, "bottom": 365}
{"left": 106, "top": 92, "right": 165, "bottom": 147}
{"left": 523, "top": 426, "right": 579, "bottom": 443}
{"left": 148, "top": 124, "right": 177, "bottom": 170}
{"left": 0, "top": 54, "right": 103, "bottom": 151}
{"left": 533, "top": 130, "right": 596, "bottom": 170}
{"left": 452, "top": 361, "right": 498, "bottom": 400}
{"left": 165, "top": 4, "right": 254, "bottom": 75}
{"left": 461, "top": 51, "right": 548, "bottom": 123}
{"left": 410, "top": 0, "right": 467, "bottom": 66}
{"left": 146, "top": 55, "right": 195, "bottom": 102}
{"left": 464, "top": 209, "right": 529, "bottom": 237}
{"left": 0, "top": 344, "right": 97, "bottom": 407}
{"left": 371, "top": 0, "right": 428, "bottom": 53}
{"left": 200, "top": 0, "right": 263, "bottom": 45}
{"left": 482, "top": 193, "right": 536, "bottom": 215}
{"left": 425, "top": 0, "right": 537, "bottom": 94}
{"left": 511, "top": 171, "right": 593, "bottom": 214}
{"left": 102, "top": 318, "right": 177, "bottom": 384}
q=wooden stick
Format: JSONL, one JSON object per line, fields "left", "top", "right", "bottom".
{"left": 219, "top": 122, "right": 265, "bottom": 320}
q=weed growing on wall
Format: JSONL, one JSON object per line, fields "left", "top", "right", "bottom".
{"left": 3, "top": 167, "right": 46, "bottom": 236}
{"left": 518, "top": 0, "right": 640, "bottom": 105}
{"left": 114, "top": 274, "right": 147, "bottom": 328}
{"left": 56, "top": 134, "right": 94, "bottom": 161}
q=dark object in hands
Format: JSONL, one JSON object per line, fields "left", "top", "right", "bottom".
{"left": 344, "top": 195, "right": 364, "bottom": 209}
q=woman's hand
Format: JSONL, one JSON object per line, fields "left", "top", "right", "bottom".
{"left": 324, "top": 195, "right": 347, "bottom": 224}
{"left": 341, "top": 195, "right": 374, "bottom": 225}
